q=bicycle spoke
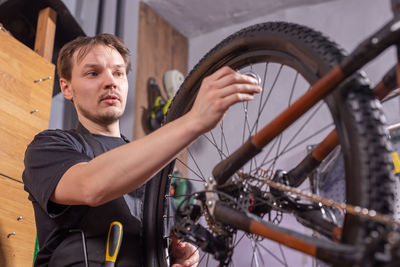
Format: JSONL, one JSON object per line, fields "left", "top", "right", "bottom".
{"left": 288, "top": 72, "right": 299, "bottom": 107}
{"left": 187, "top": 148, "right": 206, "bottom": 181}
{"left": 173, "top": 193, "right": 195, "bottom": 199}
{"left": 234, "top": 232, "right": 247, "bottom": 247}
{"left": 255, "top": 69, "right": 299, "bottom": 173}
{"left": 253, "top": 63, "right": 269, "bottom": 138}
{"left": 255, "top": 123, "right": 334, "bottom": 172}
{"left": 205, "top": 132, "right": 227, "bottom": 160}
{"left": 241, "top": 101, "right": 259, "bottom": 171}
{"left": 170, "top": 175, "right": 205, "bottom": 183}
{"left": 249, "top": 135, "right": 279, "bottom": 174}
{"left": 255, "top": 243, "right": 267, "bottom": 267}
{"left": 271, "top": 132, "right": 284, "bottom": 173}
{"left": 250, "top": 64, "right": 283, "bottom": 135}
{"left": 284, "top": 123, "right": 334, "bottom": 155}
{"left": 250, "top": 239, "right": 261, "bottom": 267}
{"left": 258, "top": 242, "right": 288, "bottom": 266}
{"left": 220, "top": 120, "right": 231, "bottom": 156}
{"left": 278, "top": 244, "right": 289, "bottom": 267}
{"left": 270, "top": 71, "right": 299, "bottom": 171}
{"left": 259, "top": 101, "right": 327, "bottom": 171}
{"left": 198, "top": 252, "right": 208, "bottom": 265}
{"left": 242, "top": 101, "right": 250, "bottom": 144}
{"left": 272, "top": 71, "right": 300, "bottom": 171}
{"left": 176, "top": 158, "right": 205, "bottom": 182}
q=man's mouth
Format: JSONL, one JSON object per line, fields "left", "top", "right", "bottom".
{"left": 101, "top": 94, "right": 120, "bottom": 104}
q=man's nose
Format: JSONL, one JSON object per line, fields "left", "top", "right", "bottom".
{"left": 105, "top": 83, "right": 117, "bottom": 90}
{"left": 104, "top": 71, "right": 117, "bottom": 89}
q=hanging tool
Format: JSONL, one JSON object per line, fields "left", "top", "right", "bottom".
{"left": 105, "top": 221, "right": 123, "bottom": 267}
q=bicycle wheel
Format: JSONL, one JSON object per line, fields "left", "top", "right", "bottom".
{"left": 143, "top": 21, "right": 395, "bottom": 266}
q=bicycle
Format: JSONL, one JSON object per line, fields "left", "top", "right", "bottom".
{"left": 143, "top": 1, "right": 400, "bottom": 266}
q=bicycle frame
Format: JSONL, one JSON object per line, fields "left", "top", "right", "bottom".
{"left": 207, "top": 0, "right": 400, "bottom": 264}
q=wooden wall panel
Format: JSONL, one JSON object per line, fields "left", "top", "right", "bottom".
{"left": 0, "top": 30, "right": 54, "bottom": 182}
{"left": 134, "top": 2, "right": 188, "bottom": 139}
{"left": 134, "top": 2, "right": 188, "bottom": 175}
{"left": 0, "top": 176, "right": 36, "bottom": 267}
{"left": 0, "top": 8, "right": 55, "bottom": 266}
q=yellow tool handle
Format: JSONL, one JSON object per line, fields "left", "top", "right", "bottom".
{"left": 105, "top": 221, "right": 123, "bottom": 267}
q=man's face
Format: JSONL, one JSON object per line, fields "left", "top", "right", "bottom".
{"left": 63, "top": 44, "right": 128, "bottom": 125}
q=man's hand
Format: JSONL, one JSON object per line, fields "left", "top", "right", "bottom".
{"left": 170, "top": 237, "right": 199, "bottom": 267}
{"left": 187, "top": 66, "right": 262, "bottom": 135}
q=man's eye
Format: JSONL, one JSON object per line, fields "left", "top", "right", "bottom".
{"left": 115, "top": 71, "right": 125, "bottom": 77}
{"left": 87, "top": 71, "right": 97, "bottom": 77}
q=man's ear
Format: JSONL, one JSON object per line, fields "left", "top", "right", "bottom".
{"left": 60, "top": 78, "right": 73, "bottom": 101}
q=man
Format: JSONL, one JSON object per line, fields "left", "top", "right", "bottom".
{"left": 23, "top": 33, "right": 261, "bottom": 266}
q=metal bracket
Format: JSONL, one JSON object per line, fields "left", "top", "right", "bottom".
{"left": 7, "top": 232, "right": 16, "bottom": 238}
{"left": 204, "top": 176, "right": 219, "bottom": 216}
{"left": 34, "top": 76, "right": 52, "bottom": 83}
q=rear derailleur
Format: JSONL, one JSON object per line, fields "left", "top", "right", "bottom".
{"left": 172, "top": 192, "right": 234, "bottom": 265}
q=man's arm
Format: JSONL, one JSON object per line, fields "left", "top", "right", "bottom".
{"left": 51, "top": 67, "right": 262, "bottom": 207}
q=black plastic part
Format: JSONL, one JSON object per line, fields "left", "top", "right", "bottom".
{"left": 294, "top": 209, "right": 337, "bottom": 239}
{"left": 212, "top": 138, "right": 262, "bottom": 186}
{"left": 287, "top": 153, "right": 320, "bottom": 187}
{"left": 173, "top": 202, "right": 230, "bottom": 263}
{"left": 392, "top": 0, "right": 400, "bottom": 15}
{"left": 174, "top": 222, "right": 228, "bottom": 260}
{"left": 214, "top": 202, "right": 251, "bottom": 231}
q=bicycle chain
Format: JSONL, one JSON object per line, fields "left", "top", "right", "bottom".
{"left": 237, "top": 170, "right": 400, "bottom": 228}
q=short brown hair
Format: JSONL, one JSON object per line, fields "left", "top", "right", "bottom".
{"left": 57, "top": 33, "right": 131, "bottom": 81}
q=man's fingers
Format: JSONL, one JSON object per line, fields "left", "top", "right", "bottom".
{"left": 171, "top": 239, "right": 186, "bottom": 258}
{"left": 205, "top": 69, "right": 260, "bottom": 90}
{"left": 170, "top": 241, "right": 199, "bottom": 267}
{"left": 205, "top": 66, "right": 237, "bottom": 82}
{"left": 215, "top": 83, "right": 262, "bottom": 99}
{"left": 183, "top": 243, "right": 199, "bottom": 267}
{"left": 201, "top": 67, "right": 262, "bottom": 102}
{"left": 187, "top": 66, "right": 262, "bottom": 134}
{"left": 219, "top": 92, "right": 256, "bottom": 110}
{"left": 204, "top": 66, "right": 261, "bottom": 86}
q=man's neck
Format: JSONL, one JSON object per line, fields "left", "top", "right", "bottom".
{"left": 78, "top": 117, "right": 121, "bottom": 137}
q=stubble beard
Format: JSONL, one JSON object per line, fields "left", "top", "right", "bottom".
{"left": 77, "top": 102, "right": 124, "bottom": 126}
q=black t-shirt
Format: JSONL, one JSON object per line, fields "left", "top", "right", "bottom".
{"left": 23, "top": 127, "right": 144, "bottom": 266}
